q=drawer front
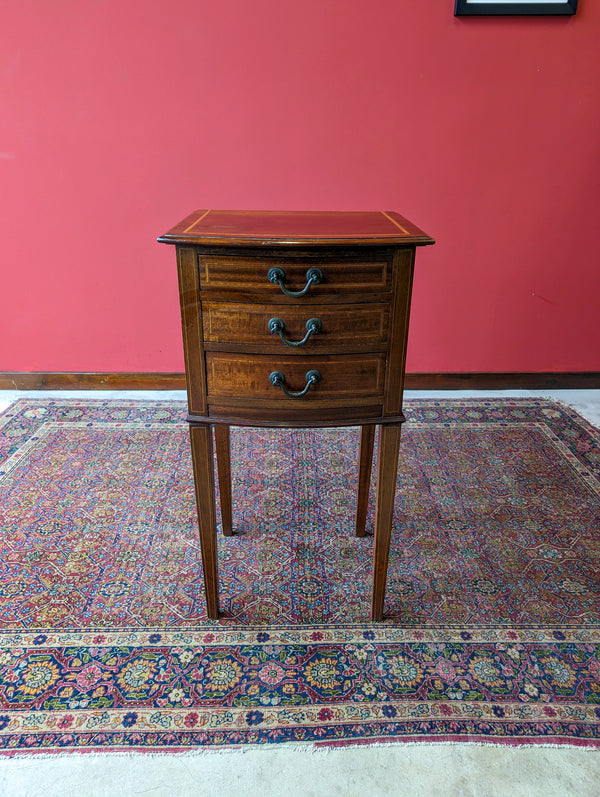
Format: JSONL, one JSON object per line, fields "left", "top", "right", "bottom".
{"left": 198, "top": 254, "right": 392, "bottom": 297}
{"left": 205, "top": 353, "right": 386, "bottom": 401}
{"left": 202, "top": 302, "right": 389, "bottom": 352}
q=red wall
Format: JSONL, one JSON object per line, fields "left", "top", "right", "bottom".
{"left": 2, "top": 0, "right": 598, "bottom": 373}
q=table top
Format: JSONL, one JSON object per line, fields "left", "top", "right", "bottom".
{"left": 158, "top": 209, "right": 434, "bottom": 247}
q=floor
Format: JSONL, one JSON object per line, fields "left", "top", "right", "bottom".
{"left": 0, "top": 388, "right": 598, "bottom": 796}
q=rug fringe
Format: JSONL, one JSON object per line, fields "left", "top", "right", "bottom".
{"left": 1, "top": 739, "right": 599, "bottom": 760}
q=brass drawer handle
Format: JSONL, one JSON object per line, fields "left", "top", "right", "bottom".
{"left": 269, "top": 369, "right": 321, "bottom": 398}
{"left": 268, "top": 317, "right": 322, "bottom": 347}
{"left": 267, "top": 267, "right": 323, "bottom": 297}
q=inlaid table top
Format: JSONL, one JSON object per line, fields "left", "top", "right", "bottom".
{"left": 158, "top": 209, "right": 434, "bottom": 247}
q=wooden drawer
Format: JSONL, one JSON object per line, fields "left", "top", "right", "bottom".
{"left": 202, "top": 302, "right": 389, "bottom": 352}
{"left": 205, "top": 352, "right": 386, "bottom": 401}
{"left": 198, "top": 253, "right": 392, "bottom": 299}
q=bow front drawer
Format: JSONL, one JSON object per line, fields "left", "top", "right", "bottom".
{"left": 205, "top": 352, "right": 386, "bottom": 401}
{"left": 202, "top": 302, "right": 389, "bottom": 352}
{"left": 198, "top": 253, "right": 393, "bottom": 299}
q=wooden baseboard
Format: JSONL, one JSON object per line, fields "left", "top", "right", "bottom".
{"left": 1, "top": 372, "right": 599, "bottom": 391}
{"left": 406, "top": 372, "right": 600, "bottom": 390}
{"left": 0, "top": 373, "right": 187, "bottom": 390}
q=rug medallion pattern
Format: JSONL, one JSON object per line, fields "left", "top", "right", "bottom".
{"left": 0, "top": 398, "right": 598, "bottom": 751}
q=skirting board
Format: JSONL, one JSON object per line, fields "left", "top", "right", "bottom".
{"left": 0, "top": 372, "right": 599, "bottom": 390}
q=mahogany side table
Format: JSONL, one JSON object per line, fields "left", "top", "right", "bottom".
{"left": 158, "top": 210, "right": 434, "bottom": 621}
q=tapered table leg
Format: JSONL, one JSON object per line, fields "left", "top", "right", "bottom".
{"left": 371, "top": 424, "right": 402, "bottom": 621}
{"left": 189, "top": 423, "right": 220, "bottom": 619}
{"left": 214, "top": 424, "right": 233, "bottom": 536}
{"left": 356, "top": 424, "right": 375, "bottom": 537}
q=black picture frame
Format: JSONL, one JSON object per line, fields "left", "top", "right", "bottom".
{"left": 455, "top": 0, "right": 578, "bottom": 14}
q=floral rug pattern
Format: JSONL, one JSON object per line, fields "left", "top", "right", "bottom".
{"left": 0, "top": 398, "right": 599, "bottom": 751}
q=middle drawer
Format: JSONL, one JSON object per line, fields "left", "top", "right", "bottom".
{"left": 202, "top": 302, "right": 389, "bottom": 353}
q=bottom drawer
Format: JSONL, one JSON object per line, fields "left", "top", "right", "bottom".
{"left": 205, "top": 352, "right": 386, "bottom": 401}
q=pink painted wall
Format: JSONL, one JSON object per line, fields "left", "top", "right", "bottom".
{"left": 1, "top": 0, "right": 598, "bottom": 373}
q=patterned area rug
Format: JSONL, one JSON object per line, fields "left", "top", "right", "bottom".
{"left": 0, "top": 398, "right": 599, "bottom": 752}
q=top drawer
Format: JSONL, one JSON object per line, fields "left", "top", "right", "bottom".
{"left": 197, "top": 253, "right": 393, "bottom": 300}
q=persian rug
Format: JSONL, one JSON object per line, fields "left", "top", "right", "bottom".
{"left": 0, "top": 397, "right": 599, "bottom": 753}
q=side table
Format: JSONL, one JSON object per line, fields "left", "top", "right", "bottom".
{"left": 158, "top": 210, "right": 434, "bottom": 620}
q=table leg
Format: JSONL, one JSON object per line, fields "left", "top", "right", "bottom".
{"left": 214, "top": 424, "right": 233, "bottom": 536}
{"left": 189, "top": 423, "right": 220, "bottom": 620}
{"left": 371, "top": 424, "right": 402, "bottom": 621}
{"left": 356, "top": 424, "right": 375, "bottom": 537}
